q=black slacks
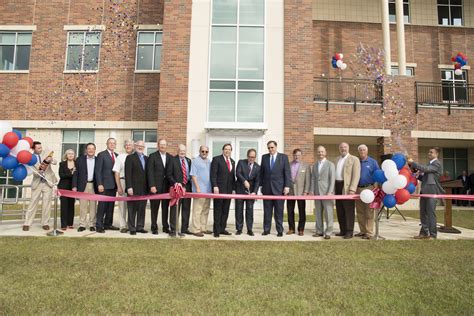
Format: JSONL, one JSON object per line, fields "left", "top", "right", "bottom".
{"left": 150, "top": 198, "right": 170, "bottom": 231}
{"left": 213, "top": 198, "right": 231, "bottom": 234}
{"left": 60, "top": 196, "right": 75, "bottom": 228}
{"left": 287, "top": 199, "right": 306, "bottom": 232}
{"left": 96, "top": 189, "right": 116, "bottom": 229}
{"left": 335, "top": 181, "right": 355, "bottom": 236}
{"left": 235, "top": 198, "right": 255, "bottom": 232}
{"left": 169, "top": 198, "right": 191, "bottom": 233}
{"left": 128, "top": 200, "right": 146, "bottom": 232}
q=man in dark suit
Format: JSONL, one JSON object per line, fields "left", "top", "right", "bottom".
{"left": 147, "top": 139, "right": 173, "bottom": 234}
{"left": 259, "top": 140, "right": 291, "bottom": 237}
{"left": 166, "top": 144, "right": 192, "bottom": 236}
{"left": 125, "top": 140, "right": 148, "bottom": 235}
{"left": 408, "top": 147, "right": 445, "bottom": 239}
{"left": 72, "top": 143, "right": 98, "bottom": 232}
{"left": 211, "top": 143, "right": 236, "bottom": 238}
{"left": 469, "top": 171, "right": 474, "bottom": 207}
{"left": 94, "top": 137, "right": 119, "bottom": 233}
{"left": 235, "top": 148, "right": 260, "bottom": 236}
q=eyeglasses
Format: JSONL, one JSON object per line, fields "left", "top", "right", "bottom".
{"left": 267, "top": 146, "right": 275, "bottom": 149}
{"left": 201, "top": 151, "right": 208, "bottom": 153}
{"left": 248, "top": 156, "right": 256, "bottom": 159}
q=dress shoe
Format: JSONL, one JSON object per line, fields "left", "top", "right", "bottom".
{"left": 236, "top": 230, "right": 242, "bottom": 235}
{"left": 343, "top": 234, "right": 353, "bottom": 239}
{"left": 354, "top": 232, "right": 365, "bottom": 237}
{"left": 68, "top": 225, "right": 74, "bottom": 229}
{"left": 152, "top": 230, "right": 158, "bottom": 235}
{"left": 77, "top": 227, "right": 86, "bottom": 232}
{"left": 262, "top": 231, "right": 270, "bottom": 236}
{"left": 362, "top": 235, "right": 374, "bottom": 240}
{"left": 130, "top": 231, "right": 137, "bottom": 235}
{"left": 194, "top": 232, "right": 204, "bottom": 237}
{"left": 22, "top": 225, "right": 29, "bottom": 231}
{"left": 312, "top": 233, "right": 322, "bottom": 237}
{"left": 163, "top": 228, "right": 170, "bottom": 233}
{"left": 90, "top": 227, "right": 96, "bottom": 232}
{"left": 42, "top": 225, "right": 50, "bottom": 230}
{"left": 137, "top": 229, "right": 148, "bottom": 233}
{"left": 214, "top": 233, "right": 220, "bottom": 238}
{"left": 277, "top": 232, "right": 283, "bottom": 237}
{"left": 120, "top": 228, "right": 128, "bottom": 233}
{"left": 298, "top": 230, "right": 304, "bottom": 236}
{"left": 324, "top": 235, "right": 331, "bottom": 240}
{"left": 247, "top": 231, "right": 254, "bottom": 236}
{"left": 221, "top": 230, "right": 232, "bottom": 235}
{"left": 169, "top": 231, "right": 177, "bottom": 237}
{"left": 105, "top": 225, "right": 120, "bottom": 231}
{"left": 96, "top": 228, "right": 105, "bottom": 233}
{"left": 183, "top": 230, "right": 193, "bottom": 235}
{"left": 413, "top": 234, "right": 431, "bottom": 240}
{"left": 204, "top": 230, "right": 213, "bottom": 234}
{"left": 178, "top": 232, "right": 185, "bottom": 237}
{"left": 61, "top": 227, "right": 67, "bottom": 231}
{"left": 287, "top": 230, "right": 294, "bottom": 235}
{"left": 335, "top": 232, "right": 345, "bottom": 236}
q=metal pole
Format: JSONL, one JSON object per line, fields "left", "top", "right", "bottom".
{"left": 47, "top": 185, "right": 63, "bottom": 236}
{"left": 375, "top": 207, "right": 386, "bottom": 240}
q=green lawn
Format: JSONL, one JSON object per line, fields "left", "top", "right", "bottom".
{"left": 0, "top": 237, "right": 473, "bottom": 314}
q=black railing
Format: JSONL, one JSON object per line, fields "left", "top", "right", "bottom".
{"left": 415, "top": 81, "right": 474, "bottom": 115}
{"left": 313, "top": 78, "right": 383, "bottom": 111}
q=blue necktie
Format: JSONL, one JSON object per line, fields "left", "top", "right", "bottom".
{"left": 139, "top": 154, "right": 145, "bottom": 170}
{"left": 270, "top": 155, "right": 275, "bottom": 170}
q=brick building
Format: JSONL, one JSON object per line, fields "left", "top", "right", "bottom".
{"left": 1, "top": 0, "right": 473, "bottom": 185}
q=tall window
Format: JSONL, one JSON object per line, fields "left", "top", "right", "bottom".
{"left": 0, "top": 32, "right": 32, "bottom": 71}
{"left": 135, "top": 31, "right": 162, "bottom": 71}
{"left": 132, "top": 130, "right": 157, "bottom": 155}
{"left": 441, "top": 69, "right": 468, "bottom": 103}
{"left": 438, "top": 0, "right": 463, "bottom": 26}
{"left": 209, "top": 0, "right": 265, "bottom": 123}
{"left": 391, "top": 66, "right": 414, "bottom": 76}
{"left": 62, "top": 130, "right": 95, "bottom": 157}
{"left": 65, "top": 31, "right": 101, "bottom": 72}
{"left": 389, "top": 0, "right": 410, "bottom": 23}
{"left": 443, "top": 148, "right": 467, "bottom": 179}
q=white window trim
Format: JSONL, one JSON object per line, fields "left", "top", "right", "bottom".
{"left": 63, "top": 25, "right": 106, "bottom": 31}
{"left": 64, "top": 31, "right": 102, "bottom": 73}
{"left": 0, "top": 31, "right": 33, "bottom": 73}
{"left": 134, "top": 31, "right": 163, "bottom": 73}
{"left": 0, "top": 25, "right": 36, "bottom": 31}
{"left": 438, "top": 64, "right": 471, "bottom": 70}
{"left": 134, "top": 24, "right": 163, "bottom": 31}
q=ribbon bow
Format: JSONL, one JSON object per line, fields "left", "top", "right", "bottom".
{"left": 169, "top": 183, "right": 186, "bottom": 207}
{"left": 369, "top": 187, "right": 385, "bottom": 209}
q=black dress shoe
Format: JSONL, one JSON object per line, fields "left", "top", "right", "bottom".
{"left": 120, "top": 228, "right": 128, "bottom": 233}
{"left": 130, "top": 231, "right": 137, "bottom": 235}
{"left": 169, "top": 231, "right": 177, "bottom": 237}
{"left": 335, "top": 232, "right": 345, "bottom": 236}
{"left": 236, "top": 230, "right": 242, "bottom": 235}
{"left": 178, "top": 232, "right": 185, "bottom": 237}
{"left": 214, "top": 233, "right": 220, "bottom": 238}
{"left": 152, "top": 230, "right": 158, "bottom": 235}
{"left": 343, "top": 234, "right": 353, "bottom": 239}
{"left": 137, "top": 229, "right": 148, "bottom": 233}
{"left": 90, "top": 227, "right": 96, "bottom": 232}
{"left": 183, "top": 230, "right": 193, "bottom": 235}
{"left": 221, "top": 230, "right": 232, "bottom": 235}
{"left": 277, "top": 232, "right": 283, "bottom": 237}
{"left": 108, "top": 226, "right": 120, "bottom": 231}
{"left": 262, "top": 231, "right": 270, "bottom": 236}
{"left": 324, "top": 235, "right": 331, "bottom": 240}
{"left": 96, "top": 228, "right": 105, "bottom": 233}
{"left": 247, "top": 231, "right": 254, "bottom": 236}
{"left": 78, "top": 227, "right": 86, "bottom": 232}
{"left": 163, "top": 228, "right": 170, "bottom": 233}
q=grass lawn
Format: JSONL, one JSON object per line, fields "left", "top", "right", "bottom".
{"left": 0, "top": 237, "right": 473, "bottom": 314}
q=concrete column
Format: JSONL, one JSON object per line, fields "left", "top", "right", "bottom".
{"left": 381, "top": 0, "right": 391, "bottom": 75}
{"left": 395, "top": 0, "right": 407, "bottom": 76}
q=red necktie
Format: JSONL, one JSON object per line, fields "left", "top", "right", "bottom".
{"left": 226, "top": 157, "right": 231, "bottom": 172}
{"left": 181, "top": 158, "right": 187, "bottom": 184}
{"left": 111, "top": 152, "right": 115, "bottom": 162}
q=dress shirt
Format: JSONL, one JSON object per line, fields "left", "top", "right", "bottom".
{"left": 336, "top": 154, "right": 349, "bottom": 181}
{"left": 112, "top": 153, "right": 128, "bottom": 178}
{"left": 86, "top": 156, "right": 95, "bottom": 182}
{"left": 291, "top": 161, "right": 300, "bottom": 181}
{"left": 359, "top": 156, "right": 380, "bottom": 186}
{"left": 160, "top": 152, "right": 167, "bottom": 168}
{"left": 190, "top": 156, "right": 212, "bottom": 193}
{"left": 318, "top": 158, "right": 326, "bottom": 173}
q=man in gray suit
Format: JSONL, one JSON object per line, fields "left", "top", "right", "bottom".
{"left": 408, "top": 147, "right": 445, "bottom": 239}
{"left": 310, "top": 146, "right": 335, "bottom": 239}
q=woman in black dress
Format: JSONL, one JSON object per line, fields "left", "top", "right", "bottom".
{"left": 58, "top": 149, "right": 76, "bottom": 230}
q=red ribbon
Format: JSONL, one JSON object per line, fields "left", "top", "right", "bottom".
{"left": 169, "top": 184, "right": 186, "bottom": 207}
{"left": 369, "top": 188, "right": 385, "bottom": 209}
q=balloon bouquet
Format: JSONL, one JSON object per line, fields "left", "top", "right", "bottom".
{"left": 359, "top": 153, "right": 417, "bottom": 208}
{"left": 451, "top": 52, "right": 467, "bottom": 76}
{"left": 0, "top": 122, "right": 37, "bottom": 182}
{"left": 331, "top": 53, "right": 347, "bottom": 71}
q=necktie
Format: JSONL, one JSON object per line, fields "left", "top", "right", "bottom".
{"left": 139, "top": 155, "right": 145, "bottom": 170}
{"left": 111, "top": 152, "right": 115, "bottom": 163}
{"left": 226, "top": 157, "right": 231, "bottom": 172}
{"left": 181, "top": 158, "right": 187, "bottom": 184}
{"left": 270, "top": 155, "right": 275, "bottom": 170}
{"left": 248, "top": 163, "right": 252, "bottom": 177}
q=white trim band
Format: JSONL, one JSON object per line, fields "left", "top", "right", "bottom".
{"left": 63, "top": 25, "right": 106, "bottom": 31}
{"left": 411, "top": 130, "right": 474, "bottom": 140}
{"left": 0, "top": 25, "right": 37, "bottom": 31}
{"left": 314, "top": 127, "right": 391, "bottom": 137}
{"left": 9, "top": 120, "right": 157, "bottom": 130}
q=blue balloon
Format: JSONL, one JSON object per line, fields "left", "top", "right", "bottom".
{"left": 0, "top": 144, "right": 10, "bottom": 158}
{"left": 406, "top": 182, "right": 416, "bottom": 194}
{"left": 12, "top": 129, "right": 23, "bottom": 140}
{"left": 12, "top": 165, "right": 27, "bottom": 181}
{"left": 373, "top": 169, "right": 387, "bottom": 184}
{"left": 27, "top": 154, "right": 37, "bottom": 166}
{"left": 332, "top": 60, "right": 338, "bottom": 68}
{"left": 392, "top": 153, "right": 406, "bottom": 170}
{"left": 456, "top": 56, "right": 463, "bottom": 63}
{"left": 383, "top": 194, "right": 397, "bottom": 208}
{"left": 1, "top": 155, "right": 19, "bottom": 170}
{"left": 460, "top": 60, "right": 467, "bottom": 66}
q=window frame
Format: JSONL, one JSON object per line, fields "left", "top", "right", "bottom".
{"left": 61, "top": 129, "right": 95, "bottom": 157}
{"left": 437, "top": 0, "right": 464, "bottom": 26}
{"left": 440, "top": 69, "right": 468, "bottom": 103}
{"left": 134, "top": 30, "right": 163, "bottom": 73}
{"left": 388, "top": 0, "right": 410, "bottom": 24}
{"left": 0, "top": 31, "right": 32, "bottom": 73}
{"left": 442, "top": 148, "right": 468, "bottom": 178}
{"left": 391, "top": 66, "right": 415, "bottom": 76}
{"left": 64, "top": 31, "right": 102, "bottom": 73}
{"left": 132, "top": 130, "right": 157, "bottom": 156}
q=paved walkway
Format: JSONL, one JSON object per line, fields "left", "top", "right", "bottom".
{"left": 1, "top": 208, "right": 473, "bottom": 241}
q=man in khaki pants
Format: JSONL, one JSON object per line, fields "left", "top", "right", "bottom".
{"left": 355, "top": 144, "right": 380, "bottom": 239}
{"left": 23, "top": 141, "right": 57, "bottom": 231}
{"left": 72, "top": 143, "right": 98, "bottom": 232}
{"left": 113, "top": 139, "right": 134, "bottom": 233}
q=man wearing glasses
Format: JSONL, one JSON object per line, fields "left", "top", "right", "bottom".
{"left": 235, "top": 148, "right": 261, "bottom": 236}
{"left": 260, "top": 141, "right": 291, "bottom": 237}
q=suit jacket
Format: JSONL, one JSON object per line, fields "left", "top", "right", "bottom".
{"left": 94, "top": 150, "right": 118, "bottom": 190}
{"left": 310, "top": 159, "right": 336, "bottom": 195}
{"left": 30, "top": 153, "right": 57, "bottom": 189}
{"left": 412, "top": 160, "right": 445, "bottom": 194}
{"left": 289, "top": 161, "right": 311, "bottom": 195}
{"left": 235, "top": 159, "right": 260, "bottom": 194}
{"left": 125, "top": 152, "right": 148, "bottom": 195}
{"left": 72, "top": 155, "right": 98, "bottom": 193}
{"left": 260, "top": 153, "right": 291, "bottom": 195}
{"left": 166, "top": 155, "right": 192, "bottom": 191}
{"left": 58, "top": 160, "right": 74, "bottom": 190}
{"left": 146, "top": 151, "right": 172, "bottom": 193}
{"left": 210, "top": 155, "right": 236, "bottom": 194}
{"left": 334, "top": 154, "right": 361, "bottom": 195}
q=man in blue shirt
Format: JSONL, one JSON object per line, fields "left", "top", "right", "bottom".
{"left": 355, "top": 144, "right": 380, "bottom": 239}
{"left": 189, "top": 145, "right": 212, "bottom": 237}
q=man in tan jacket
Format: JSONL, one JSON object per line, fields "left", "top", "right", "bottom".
{"left": 334, "top": 142, "right": 360, "bottom": 239}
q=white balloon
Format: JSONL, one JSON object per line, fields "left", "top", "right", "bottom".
{"left": 360, "top": 189, "right": 375, "bottom": 204}
{"left": 384, "top": 167, "right": 399, "bottom": 180}
{"left": 336, "top": 59, "right": 343, "bottom": 68}
{"left": 381, "top": 159, "right": 397, "bottom": 172}
{"left": 0, "top": 121, "right": 12, "bottom": 143}
{"left": 340, "top": 63, "right": 347, "bottom": 70}
{"left": 454, "top": 68, "right": 463, "bottom": 76}
{"left": 10, "top": 140, "right": 31, "bottom": 156}
{"left": 391, "top": 174, "right": 408, "bottom": 189}
{"left": 382, "top": 181, "right": 397, "bottom": 194}
{"left": 339, "top": 53, "right": 344, "bottom": 59}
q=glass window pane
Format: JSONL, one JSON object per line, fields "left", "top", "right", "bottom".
{"left": 210, "top": 27, "right": 237, "bottom": 79}
{"left": 62, "top": 143, "right": 78, "bottom": 157}
{"left": 237, "top": 92, "right": 263, "bottom": 122}
{"left": 443, "top": 159, "right": 455, "bottom": 179}
{"left": 138, "top": 32, "right": 155, "bottom": 44}
{"left": 77, "top": 144, "right": 88, "bottom": 156}
{"left": 15, "top": 45, "right": 30, "bottom": 70}
{"left": 238, "top": 81, "right": 263, "bottom": 90}
{"left": 66, "top": 45, "right": 82, "bottom": 70}
{"left": 68, "top": 32, "right": 84, "bottom": 45}
{"left": 451, "top": 7, "right": 463, "bottom": 26}
{"left": 239, "top": 0, "right": 264, "bottom": 25}
{"left": 0, "top": 46, "right": 15, "bottom": 70}
{"left": 155, "top": 32, "right": 163, "bottom": 44}
{"left": 456, "top": 160, "right": 467, "bottom": 177}
{"left": 389, "top": 4, "right": 396, "bottom": 23}
{"left": 442, "top": 70, "right": 452, "bottom": 80}
{"left": 239, "top": 141, "right": 258, "bottom": 160}
{"left": 146, "top": 147, "right": 157, "bottom": 156}
{"left": 85, "top": 32, "right": 101, "bottom": 45}
{"left": 153, "top": 45, "right": 162, "bottom": 70}
{"left": 83, "top": 45, "right": 99, "bottom": 71}
{"left": 136, "top": 45, "right": 153, "bottom": 70}
{"left": 450, "top": 0, "right": 462, "bottom": 5}
{"left": 238, "top": 27, "right": 264, "bottom": 80}
{"left": 212, "top": 0, "right": 238, "bottom": 24}
{"left": 0, "top": 33, "right": 16, "bottom": 45}
{"left": 63, "top": 130, "right": 79, "bottom": 142}
{"left": 404, "top": 4, "right": 410, "bottom": 23}
{"left": 438, "top": 6, "right": 450, "bottom": 25}
{"left": 132, "top": 131, "right": 143, "bottom": 142}
{"left": 443, "top": 148, "right": 455, "bottom": 158}
{"left": 212, "top": 141, "right": 229, "bottom": 158}
{"left": 210, "top": 81, "right": 236, "bottom": 89}
{"left": 145, "top": 130, "right": 157, "bottom": 143}
{"left": 79, "top": 130, "right": 94, "bottom": 143}
{"left": 17, "top": 33, "right": 32, "bottom": 45}
{"left": 209, "top": 91, "right": 235, "bottom": 122}
{"left": 455, "top": 148, "right": 467, "bottom": 158}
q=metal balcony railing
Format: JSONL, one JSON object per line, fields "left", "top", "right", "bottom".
{"left": 313, "top": 77, "right": 383, "bottom": 111}
{"left": 415, "top": 81, "right": 474, "bottom": 115}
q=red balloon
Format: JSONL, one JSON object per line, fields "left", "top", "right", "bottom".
{"left": 395, "top": 189, "right": 411, "bottom": 204}
{"left": 409, "top": 175, "right": 418, "bottom": 186}
{"left": 3, "top": 132, "right": 19, "bottom": 149}
{"left": 22, "top": 137, "right": 33, "bottom": 148}
{"left": 335, "top": 53, "right": 342, "bottom": 60}
{"left": 17, "top": 150, "right": 32, "bottom": 164}
{"left": 451, "top": 57, "right": 457, "bottom": 62}
{"left": 399, "top": 169, "right": 411, "bottom": 187}
{"left": 455, "top": 63, "right": 461, "bottom": 69}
